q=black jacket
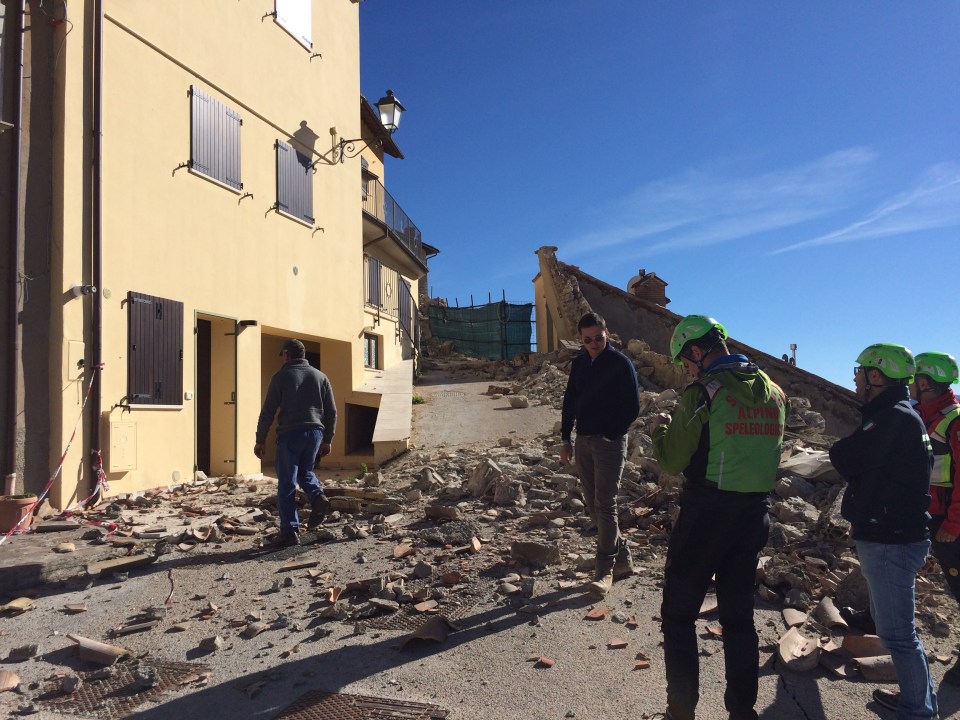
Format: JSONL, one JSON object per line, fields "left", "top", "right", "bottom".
{"left": 830, "top": 385, "right": 932, "bottom": 543}
{"left": 561, "top": 345, "right": 640, "bottom": 443}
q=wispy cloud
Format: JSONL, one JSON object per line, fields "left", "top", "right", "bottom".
{"left": 563, "top": 148, "right": 878, "bottom": 258}
{"left": 768, "top": 163, "right": 960, "bottom": 255}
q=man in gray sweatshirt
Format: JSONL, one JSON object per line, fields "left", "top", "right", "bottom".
{"left": 255, "top": 339, "right": 337, "bottom": 546}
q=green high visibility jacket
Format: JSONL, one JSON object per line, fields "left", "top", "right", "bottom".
{"left": 652, "top": 357, "right": 787, "bottom": 493}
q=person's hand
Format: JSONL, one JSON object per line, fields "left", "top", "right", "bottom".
{"left": 560, "top": 443, "right": 573, "bottom": 466}
{"left": 652, "top": 413, "right": 672, "bottom": 430}
{"left": 936, "top": 526, "right": 958, "bottom": 543}
{"left": 318, "top": 442, "right": 332, "bottom": 458}
{"left": 253, "top": 443, "right": 264, "bottom": 459}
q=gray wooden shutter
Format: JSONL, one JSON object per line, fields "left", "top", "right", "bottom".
{"left": 367, "top": 257, "right": 381, "bottom": 307}
{"left": 276, "top": 140, "right": 314, "bottom": 223}
{"left": 398, "top": 279, "right": 412, "bottom": 337}
{"left": 128, "top": 292, "right": 184, "bottom": 406}
{"left": 190, "top": 86, "right": 242, "bottom": 191}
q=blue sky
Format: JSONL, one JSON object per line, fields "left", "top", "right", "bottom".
{"left": 359, "top": 2, "right": 960, "bottom": 390}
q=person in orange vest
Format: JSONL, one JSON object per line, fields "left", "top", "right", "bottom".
{"left": 913, "top": 352, "right": 960, "bottom": 689}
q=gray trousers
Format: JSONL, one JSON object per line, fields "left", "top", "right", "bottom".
{"left": 575, "top": 434, "right": 626, "bottom": 571}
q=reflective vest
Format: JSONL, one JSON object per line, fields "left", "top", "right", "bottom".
{"left": 698, "top": 372, "right": 786, "bottom": 493}
{"left": 930, "top": 402, "right": 960, "bottom": 489}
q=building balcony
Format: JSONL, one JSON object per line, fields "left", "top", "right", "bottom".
{"left": 362, "top": 177, "right": 427, "bottom": 279}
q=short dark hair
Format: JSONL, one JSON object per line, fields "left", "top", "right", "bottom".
{"left": 866, "top": 366, "right": 908, "bottom": 386}
{"left": 577, "top": 312, "right": 606, "bottom": 332}
{"left": 684, "top": 330, "right": 728, "bottom": 358}
{"left": 282, "top": 338, "right": 306, "bottom": 358}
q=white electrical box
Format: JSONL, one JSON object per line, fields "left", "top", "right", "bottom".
{"left": 108, "top": 422, "right": 137, "bottom": 472}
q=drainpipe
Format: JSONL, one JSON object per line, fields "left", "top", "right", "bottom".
{"left": 90, "top": 0, "right": 104, "bottom": 498}
{"left": 4, "top": 1, "right": 26, "bottom": 497}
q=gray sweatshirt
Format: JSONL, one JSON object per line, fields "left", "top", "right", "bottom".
{"left": 255, "top": 359, "right": 337, "bottom": 444}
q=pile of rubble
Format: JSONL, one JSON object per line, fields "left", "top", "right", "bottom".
{"left": 408, "top": 338, "right": 960, "bottom": 674}
{"left": 2, "top": 339, "right": 958, "bottom": 714}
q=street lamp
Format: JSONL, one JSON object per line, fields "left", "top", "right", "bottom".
{"left": 333, "top": 89, "right": 406, "bottom": 163}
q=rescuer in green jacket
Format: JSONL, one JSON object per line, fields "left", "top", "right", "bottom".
{"left": 652, "top": 315, "right": 786, "bottom": 720}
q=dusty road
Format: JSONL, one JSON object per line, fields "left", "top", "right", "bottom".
{"left": 0, "top": 362, "right": 958, "bottom": 720}
{"left": 410, "top": 366, "right": 559, "bottom": 450}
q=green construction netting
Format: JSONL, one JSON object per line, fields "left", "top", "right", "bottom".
{"left": 428, "top": 301, "right": 533, "bottom": 360}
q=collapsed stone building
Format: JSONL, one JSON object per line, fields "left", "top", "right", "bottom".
{"left": 532, "top": 246, "right": 860, "bottom": 437}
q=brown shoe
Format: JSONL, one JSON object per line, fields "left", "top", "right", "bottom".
{"left": 306, "top": 494, "right": 330, "bottom": 529}
{"left": 269, "top": 532, "right": 300, "bottom": 548}
{"left": 613, "top": 553, "right": 634, "bottom": 579}
{"left": 588, "top": 571, "right": 613, "bottom": 599}
{"left": 943, "top": 661, "right": 960, "bottom": 687}
{"left": 872, "top": 688, "right": 899, "bottom": 711}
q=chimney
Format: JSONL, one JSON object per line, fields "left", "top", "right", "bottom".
{"left": 628, "top": 269, "right": 670, "bottom": 307}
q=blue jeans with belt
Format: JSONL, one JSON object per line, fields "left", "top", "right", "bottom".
{"left": 574, "top": 434, "right": 626, "bottom": 571}
{"left": 857, "top": 539, "right": 938, "bottom": 720}
{"left": 274, "top": 428, "right": 324, "bottom": 534}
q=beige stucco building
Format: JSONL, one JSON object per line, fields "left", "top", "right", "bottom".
{"left": 0, "top": 1, "right": 431, "bottom": 510}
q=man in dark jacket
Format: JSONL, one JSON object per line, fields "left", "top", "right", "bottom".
{"left": 561, "top": 312, "right": 640, "bottom": 598}
{"left": 830, "top": 343, "right": 937, "bottom": 719}
{"left": 652, "top": 315, "right": 786, "bottom": 720}
{"left": 255, "top": 339, "right": 337, "bottom": 547}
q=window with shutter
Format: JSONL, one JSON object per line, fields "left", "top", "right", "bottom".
{"left": 274, "top": 0, "right": 311, "bottom": 50}
{"left": 276, "top": 140, "right": 315, "bottom": 225}
{"left": 190, "top": 86, "right": 242, "bottom": 191}
{"left": 127, "top": 292, "right": 184, "bottom": 407}
{"left": 366, "top": 256, "right": 382, "bottom": 308}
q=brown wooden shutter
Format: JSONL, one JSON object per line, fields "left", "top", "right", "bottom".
{"left": 127, "top": 292, "right": 184, "bottom": 406}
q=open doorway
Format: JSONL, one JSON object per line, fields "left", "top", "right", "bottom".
{"left": 196, "top": 314, "right": 237, "bottom": 476}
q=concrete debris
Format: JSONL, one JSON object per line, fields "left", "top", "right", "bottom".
{"left": 0, "top": 597, "right": 34, "bottom": 614}
{"left": 59, "top": 674, "right": 81, "bottom": 694}
{"left": 510, "top": 540, "right": 561, "bottom": 568}
{"left": 7, "top": 644, "right": 37, "bottom": 661}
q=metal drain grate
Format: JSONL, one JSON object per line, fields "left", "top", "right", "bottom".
{"left": 365, "top": 605, "right": 474, "bottom": 632}
{"left": 429, "top": 391, "right": 465, "bottom": 398}
{"left": 273, "top": 690, "right": 448, "bottom": 719}
{"left": 34, "top": 658, "right": 210, "bottom": 719}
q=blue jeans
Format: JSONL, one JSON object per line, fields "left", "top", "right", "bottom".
{"left": 275, "top": 428, "right": 325, "bottom": 534}
{"left": 857, "top": 539, "right": 938, "bottom": 720}
{"left": 574, "top": 434, "right": 626, "bottom": 570}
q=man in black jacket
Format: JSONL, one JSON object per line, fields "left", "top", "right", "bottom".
{"left": 255, "top": 339, "right": 337, "bottom": 547}
{"left": 561, "top": 312, "right": 640, "bottom": 598}
{"left": 830, "top": 343, "right": 937, "bottom": 719}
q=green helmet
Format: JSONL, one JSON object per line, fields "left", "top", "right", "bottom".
{"left": 915, "top": 352, "right": 959, "bottom": 385}
{"left": 670, "top": 315, "right": 727, "bottom": 365}
{"left": 856, "top": 343, "right": 916, "bottom": 382}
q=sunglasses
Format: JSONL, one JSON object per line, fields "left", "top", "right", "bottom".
{"left": 581, "top": 334, "right": 606, "bottom": 345}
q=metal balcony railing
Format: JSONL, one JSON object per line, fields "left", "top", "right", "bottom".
{"left": 363, "top": 256, "right": 418, "bottom": 348}
{"left": 362, "top": 177, "right": 425, "bottom": 265}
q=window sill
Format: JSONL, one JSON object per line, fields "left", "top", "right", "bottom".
{"left": 187, "top": 167, "right": 242, "bottom": 195}
{"left": 127, "top": 404, "right": 184, "bottom": 411}
{"left": 275, "top": 208, "right": 315, "bottom": 228}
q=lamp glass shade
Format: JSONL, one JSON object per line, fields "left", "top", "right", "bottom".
{"left": 376, "top": 90, "right": 405, "bottom": 132}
